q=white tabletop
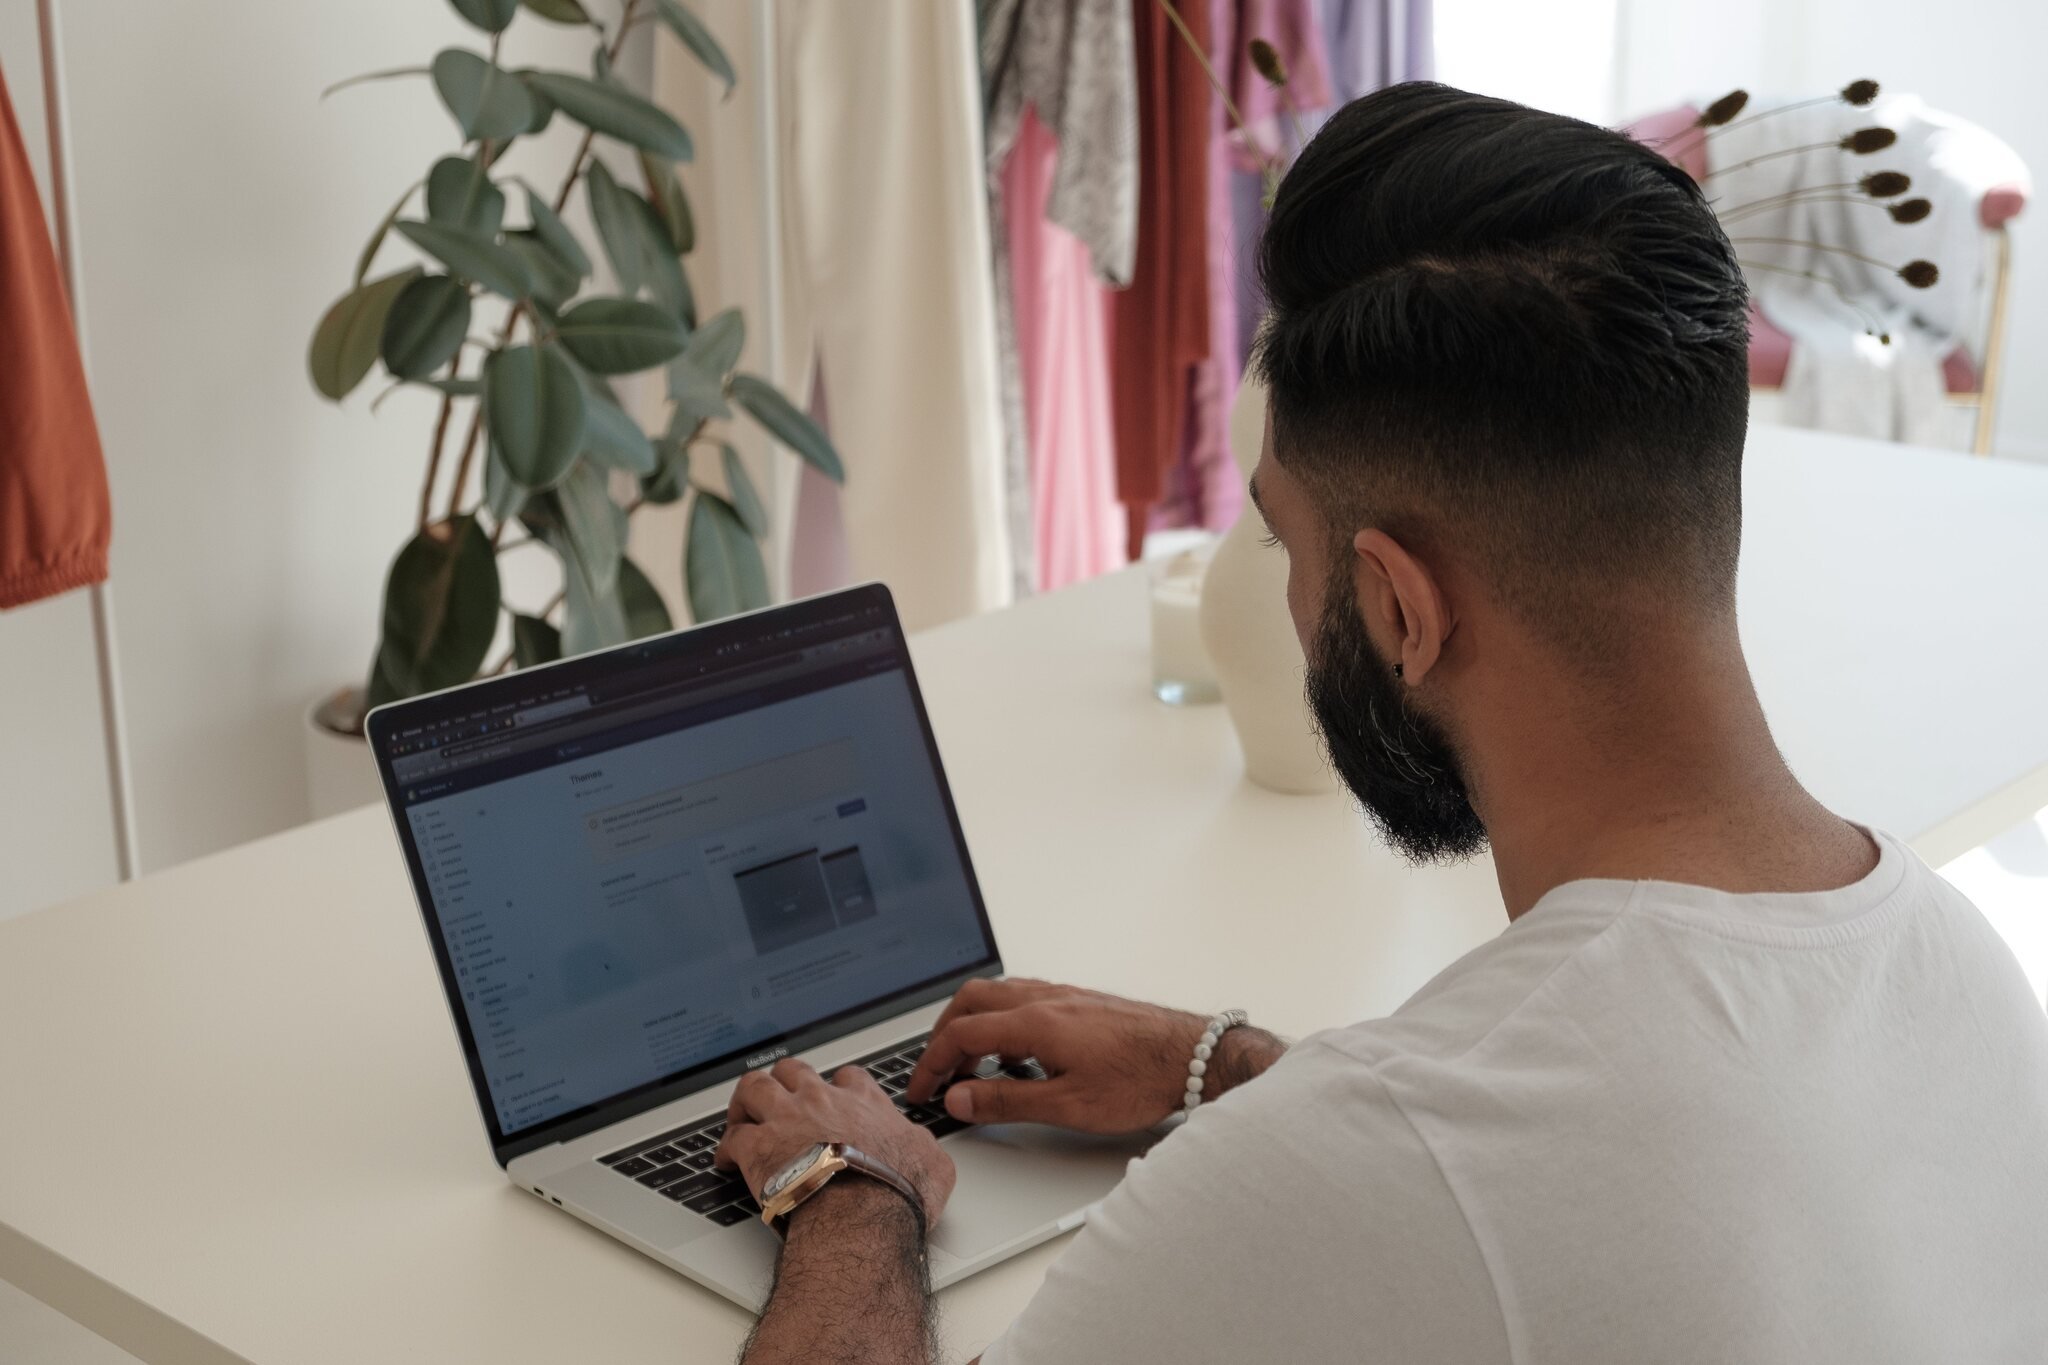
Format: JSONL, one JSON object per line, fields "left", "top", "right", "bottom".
{"left": 4, "top": 426, "right": 2046, "bottom": 1364}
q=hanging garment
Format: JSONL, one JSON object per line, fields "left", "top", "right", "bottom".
{"left": 1154, "top": 0, "right": 1333, "bottom": 535}
{"left": 1709, "top": 92, "right": 2028, "bottom": 448}
{"left": 1226, "top": 0, "right": 1336, "bottom": 165}
{"left": 0, "top": 67, "right": 110, "bottom": 610}
{"left": 1006, "top": 110, "right": 1125, "bottom": 591}
{"left": 981, "top": 0, "right": 1139, "bottom": 283}
{"left": 1771, "top": 291, "right": 1950, "bottom": 447}
{"left": 1319, "top": 0, "right": 1433, "bottom": 114}
{"left": 1111, "top": 0, "right": 1213, "bottom": 559}
{"left": 1231, "top": 0, "right": 1434, "bottom": 363}
{"left": 981, "top": 0, "right": 1139, "bottom": 595}
{"left": 646, "top": 2, "right": 1012, "bottom": 633}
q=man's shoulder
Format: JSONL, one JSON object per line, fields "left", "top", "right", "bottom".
{"left": 1305, "top": 888, "right": 1632, "bottom": 1074}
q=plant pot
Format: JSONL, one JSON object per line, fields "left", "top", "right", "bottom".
{"left": 304, "top": 686, "right": 383, "bottom": 819}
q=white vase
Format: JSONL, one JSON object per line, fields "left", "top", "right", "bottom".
{"left": 1197, "top": 375, "right": 1338, "bottom": 795}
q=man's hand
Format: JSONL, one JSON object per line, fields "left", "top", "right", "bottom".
{"left": 903, "top": 978, "right": 1288, "bottom": 1133}
{"left": 716, "top": 1058, "right": 956, "bottom": 1228}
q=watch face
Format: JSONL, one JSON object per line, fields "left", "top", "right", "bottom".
{"left": 763, "top": 1143, "right": 828, "bottom": 1201}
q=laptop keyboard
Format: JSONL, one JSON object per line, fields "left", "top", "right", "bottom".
{"left": 597, "top": 1033, "right": 1039, "bottom": 1224}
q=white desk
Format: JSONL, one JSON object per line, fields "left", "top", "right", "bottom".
{"left": 4, "top": 426, "right": 2046, "bottom": 1364}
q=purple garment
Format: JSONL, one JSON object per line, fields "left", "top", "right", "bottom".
{"left": 1156, "top": 0, "right": 1335, "bottom": 534}
{"left": 1231, "top": 0, "right": 1434, "bottom": 363}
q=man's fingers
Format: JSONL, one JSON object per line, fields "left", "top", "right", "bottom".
{"left": 726, "top": 1068, "right": 791, "bottom": 1127}
{"left": 830, "top": 1064, "right": 884, "bottom": 1094}
{"left": 770, "top": 1057, "right": 821, "bottom": 1089}
{"left": 906, "top": 1007, "right": 1048, "bottom": 1102}
{"left": 941, "top": 1076, "right": 1067, "bottom": 1127}
{"left": 925, "top": 977, "right": 1059, "bottom": 1049}
{"left": 714, "top": 1124, "right": 762, "bottom": 1180}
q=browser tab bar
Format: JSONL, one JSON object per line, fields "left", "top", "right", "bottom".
{"left": 515, "top": 696, "right": 592, "bottom": 728}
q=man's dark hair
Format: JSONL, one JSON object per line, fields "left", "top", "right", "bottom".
{"left": 1256, "top": 82, "right": 1751, "bottom": 650}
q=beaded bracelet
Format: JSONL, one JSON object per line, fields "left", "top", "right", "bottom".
{"left": 1184, "top": 1009, "right": 1249, "bottom": 1112}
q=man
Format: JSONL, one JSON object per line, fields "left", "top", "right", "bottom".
{"left": 714, "top": 83, "right": 2048, "bottom": 1363}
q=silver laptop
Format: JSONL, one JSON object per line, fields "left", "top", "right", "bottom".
{"left": 367, "top": 584, "right": 1147, "bottom": 1310}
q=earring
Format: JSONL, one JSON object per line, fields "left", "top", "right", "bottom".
{"left": 1393, "top": 663, "right": 1404, "bottom": 679}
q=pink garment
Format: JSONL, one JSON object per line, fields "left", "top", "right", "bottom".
{"left": 1007, "top": 111, "right": 1124, "bottom": 592}
{"left": 1156, "top": 0, "right": 1334, "bottom": 535}
{"left": 1231, "top": 0, "right": 1336, "bottom": 169}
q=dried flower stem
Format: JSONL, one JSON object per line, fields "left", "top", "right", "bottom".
{"left": 1706, "top": 135, "right": 1888, "bottom": 180}
{"left": 1718, "top": 195, "right": 1926, "bottom": 226}
{"left": 1156, "top": 0, "right": 1286, "bottom": 200}
{"left": 1712, "top": 180, "right": 1899, "bottom": 214}
{"left": 1158, "top": 1, "right": 1253, "bottom": 142}
{"left": 1738, "top": 259, "right": 1891, "bottom": 339}
{"left": 1732, "top": 235, "right": 1909, "bottom": 275}
{"left": 1665, "top": 96, "right": 1834, "bottom": 160}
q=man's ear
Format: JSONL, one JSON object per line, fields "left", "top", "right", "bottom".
{"left": 1352, "top": 529, "right": 1454, "bottom": 683}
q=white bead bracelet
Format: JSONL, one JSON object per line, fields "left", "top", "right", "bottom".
{"left": 1185, "top": 1010, "right": 1249, "bottom": 1112}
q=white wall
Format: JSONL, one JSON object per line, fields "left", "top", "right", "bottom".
{"left": 1436, "top": 0, "right": 1622, "bottom": 126}
{"left": 0, "top": 8, "right": 120, "bottom": 921}
{"left": 0, "top": 0, "right": 656, "bottom": 917}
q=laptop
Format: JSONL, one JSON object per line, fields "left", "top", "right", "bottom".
{"left": 367, "top": 583, "right": 1149, "bottom": 1310}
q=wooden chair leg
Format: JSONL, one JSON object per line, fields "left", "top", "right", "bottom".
{"left": 1975, "top": 227, "right": 2015, "bottom": 457}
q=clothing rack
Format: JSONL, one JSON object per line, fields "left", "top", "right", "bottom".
{"left": 34, "top": 0, "right": 139, "bottom": 882}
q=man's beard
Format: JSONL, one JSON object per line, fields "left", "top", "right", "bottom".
{"left": 1304, "top": 579, "right": 1488, "bottom": 864}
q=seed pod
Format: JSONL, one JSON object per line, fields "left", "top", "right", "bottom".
{"left": 1860, "top": 171, "right": 1911, "bottom": 197}
{"left": 1842, "top": 127, "right": 1898, "bottom": 154}
{"left": 1888, "top": 199, "right": 1932, "bottom": 224}
{"left": 1701, "top": 89, "right": 1750, "bottom": 126}
{"left": 1249, "top": 38, "right": 1288, "bottom": 88}
{"left": 1897, "top": 260, "right": 1939, "bottom": 288}
{"left": 1841, "top": 80, "right": 1880, "bottom": 106}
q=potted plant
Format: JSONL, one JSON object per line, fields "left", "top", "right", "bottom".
{"left": 304, "top": 0, "right": 837, "bottom": 807}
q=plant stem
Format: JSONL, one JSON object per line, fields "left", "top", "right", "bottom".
{"left": 420, "top": 357, "right": 463, "bottom": 531}
{"left": 552, "top": 0, "right": 643, "bottom": 215}
{"left": 1709, "top": 181, "right": 1883, "bottom": 213}
{"left": 1705, "top": 140, "right": 1866, "bottom": 181}
{"left": 1718, "top": 196, "right": 1911, "bottom": 225}
{"left": 442, "top": 0, "right": 645, "bottom": 524}
{"left": 1737, "top": 259, "right": 1889, "bottom": 337}
{"left": 320, "top": 65, "right": 429, "bottom": 100}
{"left": 1158, "top": 1, "right": 1250, "bottom": 141}
{"left": 444, "top": 403, "right": 490, "bottom": 523}
{"left": 1156, "top": 0, "right": 1283, "bottom": 200}
{"left": 1730, "top": 236, "right": 1900, "bottom": 274}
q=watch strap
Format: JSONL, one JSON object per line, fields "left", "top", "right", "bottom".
{"left": 764, "top": 1142, "right": 926, "bottom": 1238}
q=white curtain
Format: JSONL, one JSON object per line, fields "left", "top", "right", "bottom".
{"left": 649, "top": 1, "right": 1011, "bottom": 633}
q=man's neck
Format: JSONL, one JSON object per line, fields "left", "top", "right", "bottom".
{"left": 1464, "top": 623, "right": 1877, "bottom": 920}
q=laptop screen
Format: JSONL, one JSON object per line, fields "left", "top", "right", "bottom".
{"left": 369, "top": 586, "right": 998, "bottom": 1154}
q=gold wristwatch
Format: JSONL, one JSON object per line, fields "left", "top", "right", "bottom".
{"left": 757, "top": 1142, "right": 922, "bottom": 1236}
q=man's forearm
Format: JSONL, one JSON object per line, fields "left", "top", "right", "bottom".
{"left": 741, "top": 1179, "right": 933, "bottom": 1365}
{"left": 1206, "top": 1025, "right": 1288, "bottom": 1102}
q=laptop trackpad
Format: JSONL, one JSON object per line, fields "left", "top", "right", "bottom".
{"left": 928, "top": 1123, "right": 1149, "bottom": 1260}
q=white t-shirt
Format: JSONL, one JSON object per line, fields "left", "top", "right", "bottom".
{"left": 982, "top": 830, "right": 2048, "bottom": 1364}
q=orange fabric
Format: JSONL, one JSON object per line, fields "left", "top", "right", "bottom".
{"left": 1111, "top": 0, "right": 1213, "bottom": 560}
{"left": 0, "top": 66, "right": 110, "bottom": 610}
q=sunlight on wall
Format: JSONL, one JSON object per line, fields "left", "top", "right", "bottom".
{"left": 1434, "top": 0, "right": 1620, "bottom": 125}
{"left": 1942, "top": 806, "right": 2048, "bottom": 1012}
